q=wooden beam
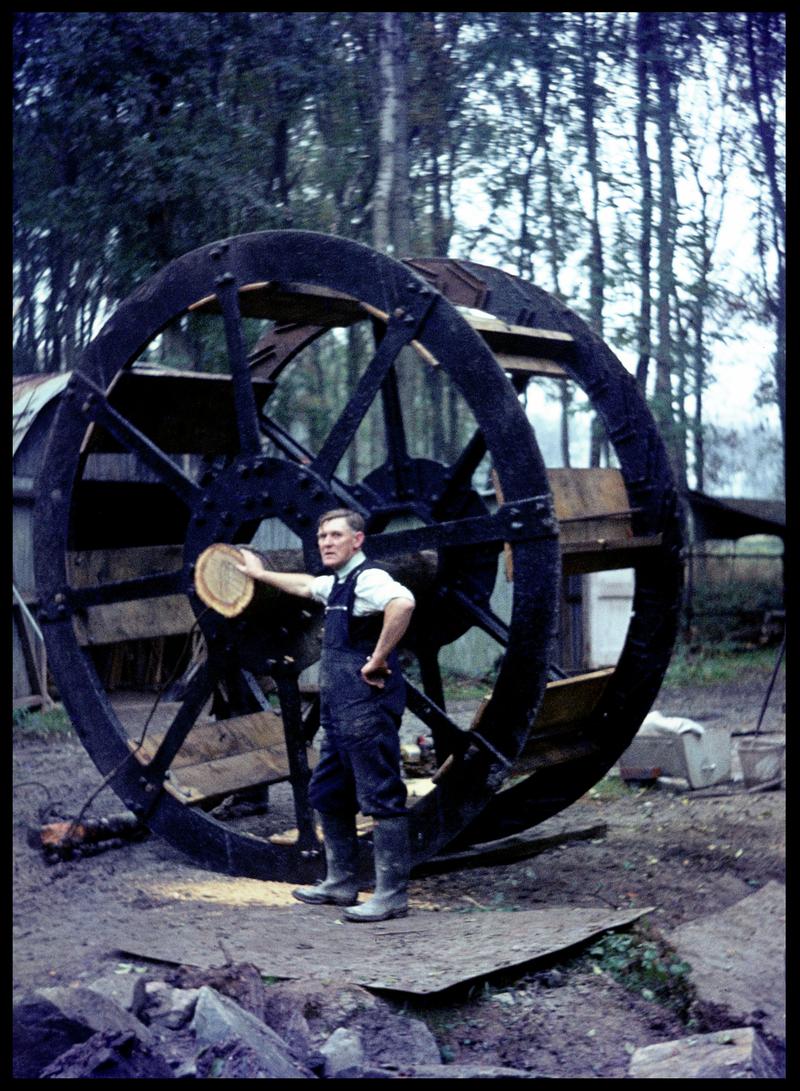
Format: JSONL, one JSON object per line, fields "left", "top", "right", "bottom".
{"left": 131, "top": 709, "right": 318, "bottom": 805}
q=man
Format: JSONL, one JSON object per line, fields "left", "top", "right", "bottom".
{"left": 235, "top": 509, "right": 415, "bottom": 922}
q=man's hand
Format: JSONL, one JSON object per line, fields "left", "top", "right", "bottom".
{"left": 360, "top": 654, "right": 392, "bottom": 689}
{"left": 235, "top": 548, "right": 266, "bottom": 581}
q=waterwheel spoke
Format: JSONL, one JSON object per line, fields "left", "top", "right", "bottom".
{"left": 367, "top": 494, "right": 551, "bottom": 559}
{"left": 258, "top": 410, "right": 378, "bottom": 515}
{"left": 311, "top": 299, "right": 434, "bottom": 483}
{"left": 142, "top": 657, "right": 217, "bottom": 782}
{"left": 446, "top": 587, "right": 510, "bottom": 645}
{"left": 434, "top": 428, "right": 488, "bottom": 515}
{"left": 69, "top": 569, "right": 185, "bottom": 609}
{"left": 274, "top": 671, "right": 318, "bottom": 851}
{"left": 413, "top": 646, "right": 449, "bottom": 761}
{"left": 70, "top": 372, "right": 200, "bottom": 507}
{"left": 405, "top": 682, "right": 511, "bottom": 770}
{"left": 379, "top": 364, "right": 415, "bottom": 502}
{"left": 214, "top": 272, "right": 263, "bottom": 456}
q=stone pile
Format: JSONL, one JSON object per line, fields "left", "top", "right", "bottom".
{"left": 12, "top": 963, "right": 535, "bottom": 1079}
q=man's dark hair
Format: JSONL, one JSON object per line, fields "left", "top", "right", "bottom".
{"left": 317, "top": 508, "right": 365, "bottom": 534}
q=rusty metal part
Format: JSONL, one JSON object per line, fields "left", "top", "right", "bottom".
{"left": 29, "top": 812, "right": 148, "bottom": 861}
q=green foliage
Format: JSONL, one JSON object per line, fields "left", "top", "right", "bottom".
{"left": 587, "top": 775, "right": 637, "bottom": 802}
{"left": 12, "top": 11, "right": 784, "bottom": 491}
{"left": 665, "top": 645, "right": 778, "bottom": 686}
{"left": 13, "top": 705, "right": 75, "bottom": 742}
{"left": 585, "top": 928, "right": 694, "bottom": 1019}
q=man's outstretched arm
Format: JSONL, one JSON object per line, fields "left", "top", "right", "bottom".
{"left": 235, "top": 548, "right": 316, "bottom": 599}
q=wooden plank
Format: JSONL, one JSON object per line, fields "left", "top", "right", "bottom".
{"left": 511, "top": 735, "right": 599, "bottom": 777}
{"left": 493, "top": 353, "right": 569, "bottom": 378}
{"left": 68, "top": 545, "right": 193, "bottom": 645}
{"left": 415, "top": 815, "right": 609, "bottom": 875}
{"left": 68, "top": 544, "right": 184, "bottom": 585}
{"left": 534, "top": 668, "right": 613, "bottom": 730}
{"left": 163, "top": 748, "right": 304, "bottom": 804}
{"left": 134, "top": 710, "right": 287, "bottom": 768}
{"left": 467, "top": 669, "right": 612, "bottom": 747}
{"left": 548, "top": 467, "right": 630, "bottom": 521}
{"left": 130, "top": 709, "right": 317, "bottom": 805}
{"left": 74, "top": 596, "right": 195, "bottom": 644}
{"left": 189, "top": 282, "right": 366, "bottom": 326}
{"left": 463, "top": 314, "right": 575, "bottom": 360}
{"left": 561, "top": 534, "right": 662, "bottom": 575}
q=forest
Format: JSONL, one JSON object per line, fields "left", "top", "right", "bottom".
{"left": 12, "top": 11, "right": 785, "bottom": 497}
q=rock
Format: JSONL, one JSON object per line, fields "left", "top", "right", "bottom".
{"left": 190, "top": 985, "right": 312, "bottom": 1078}
{"left": 400, "top": 1063, "right": 537, "bottom": 1078}
{"left": 628, "top": 1027, "right": 779, "bottom": 1079}
{"left": 84, "top": 969, "right": 149, "bottom": 1018}
{"left": 13, "top": 995, "right": 93, "bottom": 1079}
{"left": 168, "top": 960, "right": 267, "bottom": 1021}
{"left": 353, "top": 1007, "right": 442, "bottom": 1069}
{"left": 195, "top": 1039, "right": 309, "bottom": 1080}
{"left": 320, "top": 1026, "right": 365, "bottom": 1077}
{"left": 13, "top": 985, "right": 153, "bottom": 1078}
{"left": 36, "top": 985, "right": 154, "bottom": 1044}
{"left": 38, "top": 1028, "right": 175, "bottom": 1079}
{"left": 142, "top": 980, "right": 201, "bottom": 1029}
{"left": 667, "top": 881, "right": 786, "bottom": 1044}
{"left": 259, "top": 978, "right": 441, "bottom": 1070}
{"left": 260, "top": 977, "right": 384, "bottom": 1050}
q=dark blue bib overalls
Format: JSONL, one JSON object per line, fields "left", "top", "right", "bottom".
{"left": 308, "top": 562, "right": 408, "bottom": 819}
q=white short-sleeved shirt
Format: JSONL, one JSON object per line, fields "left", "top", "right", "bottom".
{"left": 310, "top": 551, "right": 415, "bottom": 616}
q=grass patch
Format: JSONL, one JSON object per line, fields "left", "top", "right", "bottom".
{"left": 586, "top": 774, "right": 637, "bottom": 802}
{"left": 442, "top": 675, "right": 494, "bottom": 703}
{"left": 13, "top": 705, "right": 75, "bottom": 742}
{"left": 664, "top": 644, "right": 779, "bottom": 686}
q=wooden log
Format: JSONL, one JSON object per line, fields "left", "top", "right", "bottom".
{"left": 194, "top": 543, "right": 255, "bottom": 617}
{"left": 28, "top": 812, "right": 147, "bottom": 859}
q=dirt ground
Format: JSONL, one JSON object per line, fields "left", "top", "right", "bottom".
{"left": 12, "top": 660, "right": 785, "bottom": 1079}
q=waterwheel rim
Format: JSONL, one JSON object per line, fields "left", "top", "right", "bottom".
{"left": 409, "top": 259, "right": 684, "bottom": 844}
{"left": 33, "top": 231, "right": 561, "bottom": 879}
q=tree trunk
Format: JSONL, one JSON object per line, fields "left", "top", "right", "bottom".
{"left": 635, "top": 12, "right": 654, "bottom": 391}
{"left": 745, "top": 13, "right": 786, "bottom": 453}
{"left": 577, "top": 13, "right": 605, "bottom": 338}
{"left": 373, "top": 12, "right": 402, "bottom": 253}
{"left": 651, "top": 16, "right": 682, "bottom": 481}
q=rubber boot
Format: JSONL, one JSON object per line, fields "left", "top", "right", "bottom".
{"left": 292, "top": 813, "right": 360, "bottom": 906}
{"left": 343, "top": 815, "right": 409, "bottom": 922}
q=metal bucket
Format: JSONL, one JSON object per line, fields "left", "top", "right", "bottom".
{"left": 737, "top": 736, "right": 785, "bottom": 788}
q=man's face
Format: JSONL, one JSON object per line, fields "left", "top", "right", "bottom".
{"left": 317, "top": 517, "right": 364, "bottom": 571}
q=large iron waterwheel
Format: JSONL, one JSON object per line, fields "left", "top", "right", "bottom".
{"left": 34, "top": 232, "right": 682, "bottom": 881}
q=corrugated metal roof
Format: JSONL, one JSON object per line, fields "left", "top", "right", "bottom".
{"left": 12, "top": 372, "right": 72, "bottom": 456}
